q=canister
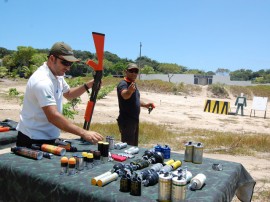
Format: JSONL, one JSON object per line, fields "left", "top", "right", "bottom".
{"left": 171, "top": 176, "right": 187, "bottom": 202}
{"left": 158, "top": 172, "right": 173, "bottom": 201}
{"left": 192, "top": 142, "right": 203, "bottom": 164}
{"left": 77, "top": 155, "right": 84, "bottom": 171}
{"left": 116, "top": 142, "right": 127, "bottom": 150}
{"left": 154, "top": 144, "right": 162, "bottom": 153}
{"left": 184, "top": 141, "right": 193, "bottom": 162}
{"left": 162, "top": 145, "right": 171, "bottom": 159}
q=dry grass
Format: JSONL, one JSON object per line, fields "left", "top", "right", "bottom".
{"left": 87, "top": 122, "right": 270, "bottom": 157}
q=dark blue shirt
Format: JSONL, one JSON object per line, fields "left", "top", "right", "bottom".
{"left": 117, "top": 80, "right": 140, "bottom": 121}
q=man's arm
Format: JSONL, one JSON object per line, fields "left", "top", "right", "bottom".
{"left": 140, "top": 101, "right": 154, "bottom": 108}
{"left": 42, "top": 105, "right": 103, "bottom": 143}
{"left": 121, "top": 82, "right": 136, "bottom": 100}
{"left": 63, "top": 80, "right": 94, "bottom": 100}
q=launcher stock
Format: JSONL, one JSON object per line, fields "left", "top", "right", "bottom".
{"left": 83, "top": 32, "right": 105, "bottom": 131}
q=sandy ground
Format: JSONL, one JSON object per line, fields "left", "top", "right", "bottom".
{"left": 0, "top": 78, "right": 269, "bottom": 201}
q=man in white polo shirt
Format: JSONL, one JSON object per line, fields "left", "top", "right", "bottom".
{"left": 16, "top": 42, "right": 103, "bottom": 147}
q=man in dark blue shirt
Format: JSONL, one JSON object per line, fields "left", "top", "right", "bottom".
{"left": 117, "top": 63, "right": 154, "bottom": 146}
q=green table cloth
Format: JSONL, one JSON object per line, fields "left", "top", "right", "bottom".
{"left": 0, "top": 130, "right": 17, "bottom": 147}
{"left": 0, "top": 139, "right": 255, "bottom": 202}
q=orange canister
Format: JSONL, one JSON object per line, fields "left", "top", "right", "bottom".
{"left": 41, "top": 144, "right": 66, "bottom": 156}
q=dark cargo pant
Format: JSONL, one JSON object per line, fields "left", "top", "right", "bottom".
{"left": 117, "top": 118, "right": 139, "bottom": 146}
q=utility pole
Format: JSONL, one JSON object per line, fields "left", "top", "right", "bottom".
{"left": 139, "top": 42, "right": 142, "bottom": 79}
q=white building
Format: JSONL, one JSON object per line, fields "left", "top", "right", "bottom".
{"left": 140, "top": 74, "right": 252, "bottom": 86}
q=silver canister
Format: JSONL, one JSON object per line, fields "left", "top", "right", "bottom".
{"left": 160, "top": 164, "right": 173, "bottom": 174}
{"left": 106, "top": 136, "right": 110, "bottom": 143}
{"left": 109, "top": 136, "right": 114, "bottom": 150}
{"left": 106, "top": 136, "right": 115, "bottom": 150}
{"left": 116, "top": 142, "right": 127, "bottom": 150}
{"left": 125, "top": 147, "right": 139, "bottom": 154}
{"left": 192, "top": 142, "right": 203, "bottom": 164}
{"left": 171, "top": 176, "right": 187, "bottom": 202}
{"left": 150, "top": 163, "right": 163, "bottom": 172}
{"left": 158, "top": 172, "right": 173, "bottom": 201}
{"left": 77, "top": 155, "right": 84, "bottom": 171}
{"left": 184, "top": 141, "right": 193, "bottom": 162}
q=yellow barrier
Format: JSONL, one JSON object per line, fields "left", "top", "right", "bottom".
{"left": 203, "top": 100, "right": 230, "bottom": 115}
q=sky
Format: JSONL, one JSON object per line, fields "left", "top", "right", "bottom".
{"left": 1, "top": 0, "right": 270, "bottom": 72}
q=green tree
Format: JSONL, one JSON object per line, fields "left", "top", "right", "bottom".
{"left": 230, "top": 69, "right": 253, "bottom": 81}
{"left": 103, "top": 59, "right": 114, "bottom": 76}
{"left": 0, "top": 47, "right": 14, "bottom": 58}
{"left": 2, "top": 55, "right": 16, "bottom": 74}
{"left": 30, "top": 53, "right": 47, "bottom": 67}
{"left": 206, "top": 71, "right": 215, "bottom": 76}
{"left": 13, "top": 46, "right": 37, "bottom": 67}
{"left": 158, "top": 63, "right": 179, "bottom": 74}
{"left": 104, "top": 51, "right": 122, "bottom": 63}
{"left": 184, "top": 69, "right": 205, "bottom": 74}
{"left": 135, "top": 56, "right": 159, "bottom": 71}
{"left": 0, "top": 66, "right": 8, "bottom": 78}
{"left": 141, "top": 65, "right": 155, "bottom": 74}
{"left": 73, "top": 50, "right": 94, "bottom": 61}
{"left": 215, "top": 68, "right": 230, "bottom": 76}
{"left": 17, "top": 66, "right": 30, "bottom": 78}
{"left": 112, "top": 62, "right": 126, "bottom": 75}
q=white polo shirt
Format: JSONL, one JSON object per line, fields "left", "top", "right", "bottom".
{"left": 16, "top": 62, "right": 70, "bottom": 140}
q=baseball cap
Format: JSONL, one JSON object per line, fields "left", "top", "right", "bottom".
{"left": 49, "top": 42, "right": 80, "bottom": 62}
{"left": 126, "top": 63, "right": 139, "bottom": 70}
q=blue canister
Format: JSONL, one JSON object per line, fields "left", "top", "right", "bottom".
{"left": 162, "top": 145, "right": 171, "bottom": 159}
{"left": 154, "top": 144, "right": 162, "bottom": 153}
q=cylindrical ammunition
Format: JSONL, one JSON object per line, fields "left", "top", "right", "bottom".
{"left": 171, "top": 160, "right": 182, "bottom": 170}
{"left": 120, "top": 175, "right": 131, "bottom": 192}
{"left": 130, "top": 178, "right": 141, "bottom": 196}
{"left": 93, "top": 150, "right": 101, "bottom": 165}
{"left": 82, "top": 152, "right": 88, "bottom": 167}
{"left": 60, "top": 156, "right": 68, "bottom": 174}
{"left": 164, "top": 159, "right": 175, "bottom": 165}
{"left": 116, "top": 142, "right": 127, "bottom": 150}
{"left": 11, "top": 147, "right": 43, "bottom": 160}
{"left": 97, "top": 172, "right": 118, "bottom": 187}
{"left": 162, "top": 145, "right": 171, "bottom": 159}
{"left": 160, "top": 164, "right": 173, "bottom": 174}
{"left": 189, "top": 173, "right": 206, "bottom": 190}
{"left": 41, "top": 144, "right": 66, "bottom": 156}
{"left": 86, "top": 153, "right": 94, "bottom": 169}
{"left": 184, "top": 141, "right": 193, "bottom": 162}
{"left": 98, "top": 141, "right": 103, "bottom": 153}
{"left": 109, "top": 136, "right": 115, "bottom": 150}
{"left": 68, "top": 157, "right": 76, "bottom": 175}
{"left": 158, "top": 172, "right": 173, "bottom": 201}
{"left": 91, "top": 171, "right": 113, "bottom": 185}
{"left": 150, "top": 163, "right": 163, "bottom": 172}
{"left": 171, "top": 176, "right": 187, "bottom": 202}
{"left": 77, "top": 155, "right": 84, "bottom": 171}
{"left": 102, "top": 142, "right": 109, "bottom": 163}
{"left": 192, "top": 142, "right": 203, "bottom": 164}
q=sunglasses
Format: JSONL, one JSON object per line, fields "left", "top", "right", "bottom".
{"left": 54, "top": 55, "right": 73, "bottom": 67}
{"left": 127, "top": 69, "right": 139, "bottom": 74}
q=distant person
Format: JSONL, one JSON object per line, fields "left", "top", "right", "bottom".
{"left": 116, "top": 63, "right": 155, "bottom": 146}
{"left": 16, "top": 42, "right": 103, "bottom": 148}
